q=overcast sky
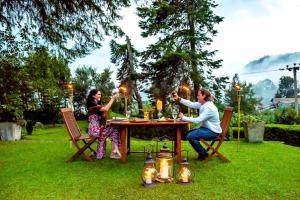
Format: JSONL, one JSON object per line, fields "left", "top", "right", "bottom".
{"left": 70, "top": 0, "right": 300, "bottom": 85}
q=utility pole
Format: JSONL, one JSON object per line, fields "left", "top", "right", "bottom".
{"left": 280, "top": 63, "right": 300, "bottom": 116}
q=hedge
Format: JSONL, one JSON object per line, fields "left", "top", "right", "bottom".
{"left": 231, "top": 124, "right": 300, "bottom": 146}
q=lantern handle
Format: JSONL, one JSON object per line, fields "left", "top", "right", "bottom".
{"left": 180, "top": 150, "right": 189, "bottom": 162}
{"left": 154, "top": 135, "right": 174, "bottom": 157}
{"left": 143, "top": 144, "right": 154, "bottom": 161}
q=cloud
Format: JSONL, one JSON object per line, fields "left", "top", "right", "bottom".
{"left": 212, "top": 0, "right": 300, "bottom": 84}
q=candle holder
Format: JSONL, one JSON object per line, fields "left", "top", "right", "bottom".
{"left": 157, "top": 109, "right": 162, "bottom": 119}
{"left": 142, "top": 146, "right": 157, "bottom": 188}
{"left": 176, "top": 150, "right": 193, "bottom": 185}
{"left": 155, "top": 136, "right": 174, "bottom": 183}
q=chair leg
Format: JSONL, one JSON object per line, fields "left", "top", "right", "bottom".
{"left": 68, "top": 138, "right": 97, "bottom": 162}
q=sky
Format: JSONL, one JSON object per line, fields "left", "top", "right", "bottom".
{"left": 70, "top": 0, "right": 300, "bottom": 85}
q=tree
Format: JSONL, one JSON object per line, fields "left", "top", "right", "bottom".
{"left": 137, "top": 0, "right": 227, "bottom": 102}
{"left": 224, "top": 74, "right": 262, "bottom": 114}
{"left": 23, "top": 47, "right": 71, "bottom": 124}
{"left": 0, "top": 0, "right": 130, "bottom": 59}
{"left": 275, "top": 76, "right": 296, "bottom": 98}
{"left": 110, "top": 36, "right": 143, "bottom": 114}
{"left": 0, "top": 57, "right": 30, "bottom": 122}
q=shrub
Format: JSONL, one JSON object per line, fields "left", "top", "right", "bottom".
{"left": 232, "top": 124, "right": 300, "bottom": 146}
{"left": 274, "top": 107, "right": 300, "bottom": 125}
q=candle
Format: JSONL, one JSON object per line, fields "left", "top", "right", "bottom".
{"left": 181, "top": 167, "right": 189, "bottom": 183}
{"left": 157, "top": 100, "right": 162, "bottom": 110}
{"left": 145, "top": 171, "right": 152, "bottom": 184}
{"left": 160, "top": 160, "right": 169, "bottom": 179}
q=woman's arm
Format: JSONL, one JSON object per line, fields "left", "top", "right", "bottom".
{"left": 100, "top": 94, "right": 118, "bottom": 111}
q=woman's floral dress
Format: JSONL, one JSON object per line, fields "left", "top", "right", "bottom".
{"left": 87, "top": 105, "right": 121, "bottom": 159}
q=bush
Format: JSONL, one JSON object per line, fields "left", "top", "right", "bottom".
{"left": 232, "top": 124, "right": 300, "bottom": 146}
{"left": 34, "top": 122, "right": 44, "bottom": 129}
{"left": 274, "top": 107, "right": 300, "bottom": 124}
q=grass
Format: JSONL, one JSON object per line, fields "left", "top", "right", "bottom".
{"left": 0, "top": 121, "right": 300, "bottom": 200}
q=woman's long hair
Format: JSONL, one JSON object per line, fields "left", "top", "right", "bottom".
{"left": 86, "top": 89, "right": 106, "bottom": 124}
{"left": 86, "top": 89, "right": 99, "bottom": 109}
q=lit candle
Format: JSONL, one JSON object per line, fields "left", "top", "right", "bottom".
{"left": 145, "top": 171, "right": 152, "bottom": 184}
{"left": 181, "top": 167, "right": 189, "bottom": 183}
{"left": 160, "top": 159, "right": 169, "bottom": 179}
{"left": 157, "top": 100, "right": 162, "bottom": 110}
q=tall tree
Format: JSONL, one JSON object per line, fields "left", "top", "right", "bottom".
{"left": 23, "top": 46, "right": 71, "bottom": 124}
{"left": 137, "top": 0, "right": 227, "bottom": 102}
{"left": 224, "top": 74, "right": 262, "bottom": 114}
{"left": 275, "top": 76, "right": 297, "bottom": 98}
{"left": 0, "top": 0, "right": 130, "bottom": 59}
{"left": 110, "top": 36, "right": 143, "bottom": 114}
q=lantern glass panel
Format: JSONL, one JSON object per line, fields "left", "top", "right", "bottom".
{"left": 178, "top": 164, "right": 192, "bottom": 183}
{"left": 142, "top": 163, "right": 157, "bottom": 185}
{"left": 156, "top": 157, "right": 173, "bottom": 179}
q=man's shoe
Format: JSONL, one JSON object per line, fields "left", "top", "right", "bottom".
{"left": 196, "top": 154, "right": 208, "bottom": 161}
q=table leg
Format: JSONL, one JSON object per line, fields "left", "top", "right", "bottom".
{"left": 121, "top": 127, "right": 127, "bottom": 163}
{"left": 127, "top": 128, "right": 130, "bottom": 154}
{"left": 176, "top": 127, "right": 181, "bottom": 163}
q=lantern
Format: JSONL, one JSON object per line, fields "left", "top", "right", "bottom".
{"left": 156, "top": 143, "right": 174, "bottom": 183}
{"left": 177, "top": 158, "right": 193, "bottom": 185}
{"left": 142, "top": 151, "right": 157, "bottom": 187}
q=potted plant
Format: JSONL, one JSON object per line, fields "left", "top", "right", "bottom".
{"left": 140, "top": 103, "right": 155, "bottom": 120}
{"left": 242, "top": 115, "right": 265, "bottom": 143}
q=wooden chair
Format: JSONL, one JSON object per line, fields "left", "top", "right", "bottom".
{"left": 61, "top": 108, "right": 97, "bottom": 162}
{"left": 200, "top": 107, "right": 233, "bottom": 162}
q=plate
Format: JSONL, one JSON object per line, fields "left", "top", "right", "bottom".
{"left": 112, "top": 117, "right": 128, "bottom": 121}
{"left": 129, "top": 119, "right": 149, "bottom": 123}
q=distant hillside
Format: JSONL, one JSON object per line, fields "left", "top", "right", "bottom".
{"left": 244, "top": 52, "right": 300, "bottom": 72}
{"left": 252, "top": 79, "right": 277, "bottom": 106}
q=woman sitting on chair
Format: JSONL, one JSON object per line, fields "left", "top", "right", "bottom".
{"left": 86, "top": 89, "right": 121, "bottom": 160}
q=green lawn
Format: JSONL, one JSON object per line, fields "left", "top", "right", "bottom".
{"left": 0, "top": 122, "right": 300, "bottom": 200}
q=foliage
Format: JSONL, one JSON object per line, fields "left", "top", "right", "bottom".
{"left": 0, "top": 57, "right": 30, "bottom": 122}
{"left": 232, "top": 124, "right": 300, "bottom": 146}
{"left": 110, "top": 36, "right": 144, "bottom": 114}
{"left": 73, "top": 66, "right": 118, "bottom": 114}
{"left": 224, "top": 73, "right": 262, "bottom": 114}
{"left": 0, "top": 0, "right": 130, "bottom": 59}
{"left": 0, "top": 124, "right": 300, "bottom": 199}
{"left": 23, "top": 47, "right": 71, "bottom": 124}
{"left": 231, "top": 113, "right": 264, "bottom": 127}
{"left": 274, "top": 107, "right": 300, "bottom": 125}
{"left": 275, "top": 76, "right": 298, "bottom": 98}
{"left": 137, "top": 0, "right": 228, "bottom": 103}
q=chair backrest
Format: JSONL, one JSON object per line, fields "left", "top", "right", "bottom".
{"left": 219, "top": 107, "right": 234, "bottom": 139}
{"left": 61, "top": 108, "right": 82, "bottom": 141}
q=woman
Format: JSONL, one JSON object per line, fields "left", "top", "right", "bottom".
{"left": 86, "top": 89, "right": 121, "bottom": 160}
{"left": 173, "top": 88, "right": 222, "bottom": 160}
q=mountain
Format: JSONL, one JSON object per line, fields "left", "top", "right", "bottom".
{"left": 244, "top": 52, "right": 300, "bottom": 72}
{"left": 252, "top": 79, "right": 278, "bottom": 106}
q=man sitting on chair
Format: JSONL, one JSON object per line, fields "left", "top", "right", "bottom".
{"left": 172, "top": 88, "right": 222, "bottom": 161}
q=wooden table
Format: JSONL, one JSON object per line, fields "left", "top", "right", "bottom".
{"left": 109, "top": 120, "right": 189, "bottom": 163}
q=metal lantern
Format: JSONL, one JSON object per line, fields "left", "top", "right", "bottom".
{"left": 156, "top": 143, "right": 174, "bottom": 183}
{"left": 142, "top": 151, "right": 157, "bottom": 187}
{"left": 177, "top": 158, "right": 193, "bottom": 185}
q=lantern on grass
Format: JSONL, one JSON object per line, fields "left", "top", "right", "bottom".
{"left": 142, "top": 151, "right": 157, "bottom": 187}
{"left": 177, "top": 158, "right": 193, "bottom": 185}
{"left": 156, "top": 143, "right": 174, "bottom": 183}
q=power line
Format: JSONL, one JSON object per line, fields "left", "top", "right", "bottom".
{"left": 239, "top": 69, "right": 282, "bottom": 75}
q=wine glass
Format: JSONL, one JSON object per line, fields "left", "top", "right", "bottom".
{"left": 171, "top": 106, "right": 179, "bottom": 121}
{"left": 126, "top": 110, "right": 131, "bottom": 119}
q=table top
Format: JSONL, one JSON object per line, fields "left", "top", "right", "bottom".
{"left": 108, "top": 119, "right": 189, "bottom": 127}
